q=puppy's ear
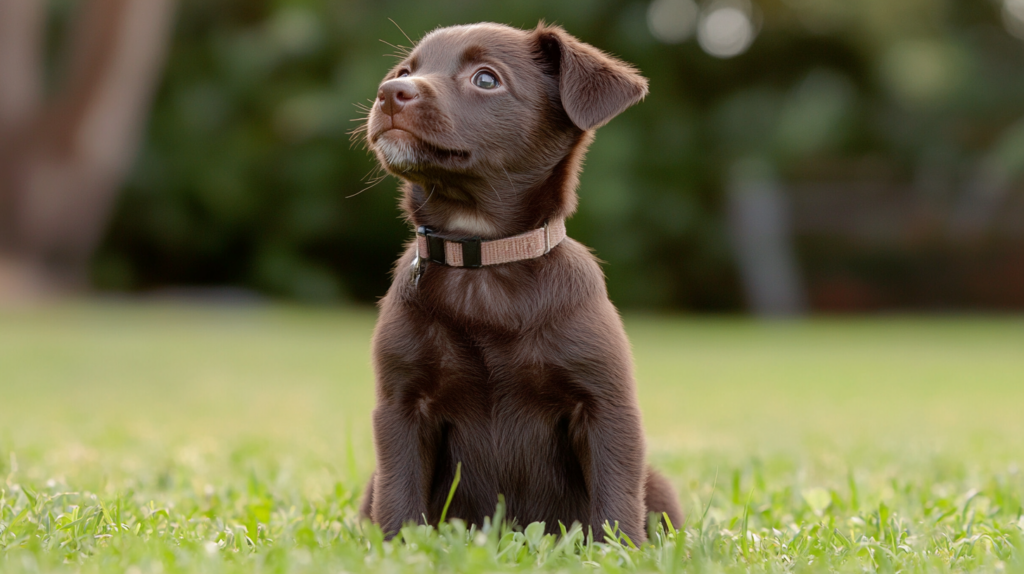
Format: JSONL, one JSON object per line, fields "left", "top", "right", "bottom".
{"left": 534, "top": 23, "right": 649, "bottom": 131}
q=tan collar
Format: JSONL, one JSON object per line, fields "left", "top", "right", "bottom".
{"left": 415, "top": 219, "right": 566, "bottom": 268}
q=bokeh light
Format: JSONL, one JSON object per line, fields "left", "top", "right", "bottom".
{"left": 1004, "top": 0, "right": 1024, "bottom": 39}
{"left": 879, "top": 39, "right": 967, "bottom": 108}
{"left": 647, "top": 0, "right": 700, "bottom": 44}
{"left": 698, "top": 0, "right": 757, "bottom": 59}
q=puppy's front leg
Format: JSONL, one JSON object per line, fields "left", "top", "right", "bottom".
{"left": 574, "top": 402, "right": 647, "bottom": 543}
{"left": 370, "top": 400, "right": 439, "bottom": 536}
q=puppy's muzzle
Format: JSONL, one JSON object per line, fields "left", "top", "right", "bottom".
{"left": 378, "top": 79, "right": 419, "bottom": 117}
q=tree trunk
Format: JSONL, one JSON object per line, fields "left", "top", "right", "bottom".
{"left": 0, "top": 0, "right": 176, "bottom": 302}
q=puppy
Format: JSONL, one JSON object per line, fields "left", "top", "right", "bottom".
{"left": 357, "top": 22, "right": 682, "bottom": 543}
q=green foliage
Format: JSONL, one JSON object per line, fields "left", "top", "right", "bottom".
{"left": 85, "top": 0, "right": 1024, "bottom": 309}
{"left": 3, "top": 444, "right": 1024, "bottom": 573}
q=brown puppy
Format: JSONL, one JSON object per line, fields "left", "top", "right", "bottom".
{"left": 357, "top": 22, "right": 682, "bottom": 542}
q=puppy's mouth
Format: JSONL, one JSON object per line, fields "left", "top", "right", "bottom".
{"left": 372, "top": 128, "right": 470, "bottom": 169}
{"left": 422, "top": 140, "right": 470, "bottom": 162}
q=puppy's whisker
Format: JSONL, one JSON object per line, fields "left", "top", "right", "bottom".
{"left": 388, "top": 18, "right": 416, "bottom": 46}
{"left": 347, "top": 125, "right": 370, "bottom": 149}
{"left": 501, "top": 166, "right": 519, "bottom": 199}
{"left": 347, "top": 174, "right": 389, "bottom": 199}
{"left": 379, "top": 39, "right": 410, "bottom": 56}
{"left": 487, "top": 182, "right": 503, "bottom": 204}
{"left": 363, "top": 164, "right": 386, "bottom": 182}
{"left": 356, "top": 163, "right": 383, "bottom": 183}
{"left": 411, "top": 185, "right": 435, "bottom": 216}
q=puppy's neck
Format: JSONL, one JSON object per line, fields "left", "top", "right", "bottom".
{"left": 401, "top": 175, "right": 554, "bottom": 240}
{"left": 446, "top": 212, "right": 499, "bottom": 237}
{"left": 401, "top": 131, "right": 593, "bottom": 240}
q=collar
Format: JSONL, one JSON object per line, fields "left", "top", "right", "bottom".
{"left": 415, "top": 219, "right": 567, "bottom": 268}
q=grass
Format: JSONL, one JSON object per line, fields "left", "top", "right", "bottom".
{"left": 1, "top": 303, "right": 1024, "bottom": 573}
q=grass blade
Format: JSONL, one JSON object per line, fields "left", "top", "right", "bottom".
{"left": 439, "top": 462, "right": 461, "bottom": 524}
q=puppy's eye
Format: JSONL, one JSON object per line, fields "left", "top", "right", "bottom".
{"left": 397, "top": 69, "right": 410, "bottom": 78}
{"left": 472, "top": 70, "right": 499, "bottom": 90}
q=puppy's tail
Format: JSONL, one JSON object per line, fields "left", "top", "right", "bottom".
{"left": 644, "top": 466, "right": 684, "bottom": 530}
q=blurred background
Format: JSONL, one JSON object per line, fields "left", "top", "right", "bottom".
{"left": 2, "top": 0, "right": 1024, "bottom": 314}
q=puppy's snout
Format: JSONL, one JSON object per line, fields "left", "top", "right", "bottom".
{"left": 378, "top": 79, "right": 419, "bottom": 117}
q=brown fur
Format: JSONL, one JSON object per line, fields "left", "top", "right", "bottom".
{"left": 358, "top": 22, "right": 682, "bottom": 542}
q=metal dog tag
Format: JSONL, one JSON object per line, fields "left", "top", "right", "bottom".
{"left": 409, "top": 253, "right": 424, "bottom": 287}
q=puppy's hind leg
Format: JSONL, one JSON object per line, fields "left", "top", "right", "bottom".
{"left": 644, "top": 466, "right": 683, "bottom": 530}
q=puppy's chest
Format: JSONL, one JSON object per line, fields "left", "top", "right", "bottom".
{"left": 411, "top": 326, "right": 587, "bottom": 422}
{"left": 409, "top": 262, "right": 554, "bottom": 328}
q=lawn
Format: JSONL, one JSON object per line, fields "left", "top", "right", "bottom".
{"left": 1, "top": 303, "right": 1023, "bottom": 573}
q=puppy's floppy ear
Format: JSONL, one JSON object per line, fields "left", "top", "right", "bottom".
{"left": 534, "top": 23, "right": 649, "bottom": 131}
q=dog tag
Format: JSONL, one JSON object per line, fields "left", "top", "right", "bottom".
{"left": 409, "top": 253, "right": 424, "bottom": 287}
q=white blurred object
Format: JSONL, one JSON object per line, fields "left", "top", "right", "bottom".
{"left": 1004, "top": 0, "right": 1024, "bottom": 40}
{"left": 727, "top": 158, "right": 807, "bottom": 317}
{"left": 879, "top": 39, "right": 967, "bottom": 108}
{"left": 647, "top": 0, "right": 700, "bottom": 44}
{"left": 698, "top": 0, "right": 758, "bottom": 59}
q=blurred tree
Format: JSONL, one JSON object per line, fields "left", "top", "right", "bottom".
{"left": 0, "top": 0, "right": 176, "bottom": 301}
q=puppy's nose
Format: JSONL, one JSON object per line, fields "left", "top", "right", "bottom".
{"left": 378, "top": 79, "right": 419, "bottom": 116}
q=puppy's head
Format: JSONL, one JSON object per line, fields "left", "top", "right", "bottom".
{"left": 361, "top": 22, "right": 648, "bottom": 233}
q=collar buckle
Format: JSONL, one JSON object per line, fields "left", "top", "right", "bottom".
{"left": 417, "top": 226, "right": 445, "bottom": 265}
{"left": 417, "top": 226, "right": 482, "bottom": 268}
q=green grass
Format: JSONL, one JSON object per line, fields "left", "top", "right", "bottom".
{"left": 2, "top": 303, "right": 1024, "bottom": 573}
